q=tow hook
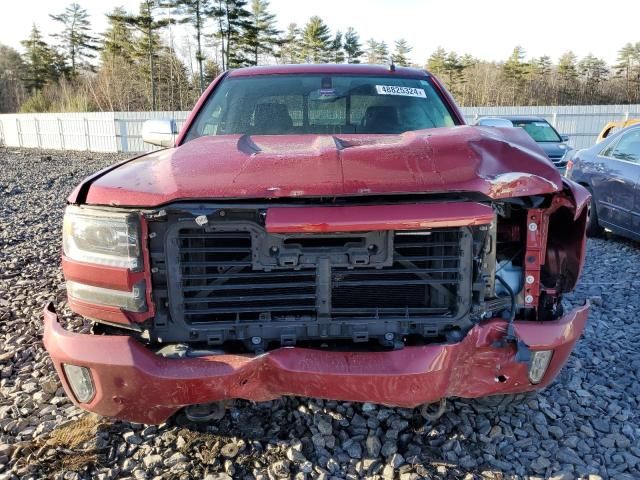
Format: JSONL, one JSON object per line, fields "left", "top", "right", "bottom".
{"left": 419, "top": 398, "right": 447, "bottom": 422}
{"left": 184, "top": 401, "right": 229, "bottom": 422}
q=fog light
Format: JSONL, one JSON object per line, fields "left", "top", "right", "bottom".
{"left": 63, "top": 364, "right": 95, "bottom": 403}
{"left": 528, "top": 350, "right": 553, "bottom": 384}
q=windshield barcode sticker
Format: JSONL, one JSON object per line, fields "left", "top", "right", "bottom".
{"left": 375, "top": 85, "right": 426, "bottom": 98}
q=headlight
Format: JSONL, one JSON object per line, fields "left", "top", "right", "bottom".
{"left": 63, "top": 206, "right": 141, "bottom": 270}
{"left": 66, "top": 280, "right": 147, "bottom": 312}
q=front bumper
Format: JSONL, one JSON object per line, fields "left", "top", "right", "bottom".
{"left": 43, "top": 302, "right": 589, "bottom": 424}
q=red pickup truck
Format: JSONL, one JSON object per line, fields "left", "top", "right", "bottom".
{"left": 43, "top": 64, "right": 590, "bottom": 424}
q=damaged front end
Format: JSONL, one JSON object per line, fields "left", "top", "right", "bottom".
{"left": 142, "top": 179, "right": 588, "bottom": 355}
{"left": 44, "top": 178, "right": 590, "bottom": 424}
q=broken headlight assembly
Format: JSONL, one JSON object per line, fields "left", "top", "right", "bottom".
{"left": 63, "top": 206, "right": 141, "bottom": 270}
{"left": 66, "top": 280, "right": 147, "bottom": 312}
{"left": 63, "top": 206, "right": 146, "bottom": 312}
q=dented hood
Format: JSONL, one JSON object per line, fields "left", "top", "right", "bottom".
{"left": 78, "top": 125, "right": 563, "bottom": 207}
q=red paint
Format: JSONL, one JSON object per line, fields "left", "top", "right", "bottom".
{"left": 67, "top": 297, "right": 135, "bottom": 327}
{"left": 83, "top": 126, "right": 561, "bottom": 207}
{"left": 562, "top": 178, "right": 591, "bottom": 220}
{"left": 43, "top": 302, "right": 589, "bottom": 424}
{"left": 72, "top": 64, "right": 559, "bottom": 207}
{"left": 227, "top": 64, "right": 430, "bottom": 78}
{"left": 62, "top": 256, "right": 144, "bottom": 292}
{"left": 53, "top": 65, "right": 589, "bottom": 424}
{"left": 67, "top": 151, "right": 153, "bottom": 204}
{"left": 63, "top": 215, "right": 155, "bottom": 326}
{"left": 266, "top": 202, "right": 495, "bottom": 233}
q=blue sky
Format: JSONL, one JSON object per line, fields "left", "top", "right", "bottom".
{"left": 1, "top": 0, "right": 638, "bottom": 65}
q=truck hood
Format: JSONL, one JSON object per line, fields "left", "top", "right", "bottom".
{"left": 77, "top": 126, "right": 563, "bottom": 207}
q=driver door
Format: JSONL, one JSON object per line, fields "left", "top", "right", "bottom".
{"left": 594, "top": 128, "right": 640, "bottom": 236}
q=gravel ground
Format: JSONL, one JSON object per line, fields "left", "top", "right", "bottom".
{"left": 1, "top": 147, "right": 639, "bottom": 480}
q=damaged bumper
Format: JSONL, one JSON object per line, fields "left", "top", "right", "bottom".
{"left": 43, "top": 302, "right": 589, "bottom": 424}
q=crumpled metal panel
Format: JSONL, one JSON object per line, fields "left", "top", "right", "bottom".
{"left": 43, "top": 302, "right": 589, "bottom": 424}
{"left": 78, "top": 126, "right": 563, "bottom": 207}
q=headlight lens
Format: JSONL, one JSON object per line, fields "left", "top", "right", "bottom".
{"left": 66, "top": 280, "right": 147, "bottom": 312}
{"left": 63, "top": 206, "right": 141, "bottom": 270}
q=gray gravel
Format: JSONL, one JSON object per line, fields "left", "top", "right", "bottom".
{"left": 1, "top": 147, "right": 639, "bottom": 480}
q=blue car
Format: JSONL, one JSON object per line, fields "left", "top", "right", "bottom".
{"left": 476, "top": 116, "right": 573, "bottom": 172}
{"left": 566, "top": 124, "right": 640, "bottom": 241}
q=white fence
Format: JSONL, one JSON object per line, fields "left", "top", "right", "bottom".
{"left": 461, "top": 105, "right": 640, "bottom": 149}
{"left": 1, "top": 105, "right": 640, "bottom": 153}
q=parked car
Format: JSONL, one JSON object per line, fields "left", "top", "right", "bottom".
{"left": 44, "top": 64, "right": 590, "bottom": 424}
{"left": 476, "top": 116, "right": 573, "bottom": 172}
{"left": 566, "top": 124, "right": 640, "bottom": 241}
{"left": 596, "top": 118, "right": 640, "bottom": 143}
{"left": 474, "top": 116, "right": 515, "bottom": 128}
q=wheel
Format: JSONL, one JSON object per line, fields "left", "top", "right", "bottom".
{"left": 585, "top": 187, "right": 604, "bottom": 237}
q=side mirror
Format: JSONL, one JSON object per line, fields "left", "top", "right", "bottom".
{"left": 141, "top": 119, "right": 177, "bottom": 147}
{"left": 560, "top": 134, "right": 570, "bottom": 143}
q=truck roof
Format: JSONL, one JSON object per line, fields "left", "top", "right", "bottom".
{"left": 228, "top": 63, "right": 430, "bottom": 78}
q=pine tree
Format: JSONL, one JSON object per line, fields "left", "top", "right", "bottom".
{"left": 443, "top": 52, "right": 465, "bottom": 84}
{"left": 154, "top": 47, "right": 194, "bottom": 110}
{"left": 163, "top": 0, "right": 211, "bottom": 92}
{"left": 426, "top": 47, "right": 447, "bottom": 76}
{"left": 101, "top": 7, "right": 135, "bottom": 64}
{"left": 366, "top": 39, "right": 388, "bottom": 64}
{"left": 330, "top": 31, "right": 344, "bottom": 63}
{"left": 210, "top": 0, "right": 252, "bottom": 69}
{"left": 558, "top": 51, "right": 578, "bottom": 82}
{"left": 0, "top": 44, "right": 26, "bottom": 112}
{"left": 502, "top": 46, "right": 530, "bottom": 103}
{"left": 532, "top": 55, "right": 552, "bottom": 77}
{"left": 244, "top": 0, "right": 280, "bottom": 66}
{"left": 21, "top": 25, "right": 60, "bottom": 93}
{"left": 108, "top": 1, "right": 172, "bottom": 110}
{"left": 300, "top": 16, "right": 332, "bottom": 63}
{"left": 343, "top": 27, "right": 363, "bottom": 64}
{"left": 503, "top": 46, "right": 529, "bottom": 81}
{"left": 615, "top": 42, "right": 640, "bottom": 102}
{"left": 50, "top": 3, "right": 98, "bottom": 75}
{"left": 579, "top": 54, "right": 609, "bottom": 87}
{"left": 278, "top": 23, "right": 301, "bottom": 64}
{"left": 392, "top": 38, "right": 412, "bottom": 67}
{"left": 203, "top": 58, "right": 221, "bottom": 83}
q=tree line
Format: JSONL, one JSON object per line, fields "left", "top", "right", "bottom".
{"left": 0, "top": 0, "right": 639, "bottom": 113}
{"left": 428, "top": 45, "right": 640, "bottom": 107}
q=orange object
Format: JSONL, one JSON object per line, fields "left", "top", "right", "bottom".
{"left": 597, "top": 119, "right": 640, "bottom": 143}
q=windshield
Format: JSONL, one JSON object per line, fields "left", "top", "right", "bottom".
{"left": 184, "top": 74, "right": 456, "bottom": 141}
{"left": 511, "top": 119, "right": 562, "bottom": 143}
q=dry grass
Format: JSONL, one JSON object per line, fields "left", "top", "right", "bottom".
{"left": 45, "top": 414, "right": 106, "bottom": 450}
{"left": 58, "top": 451, "right": 100, "bottom": 471}
{"left": 10, "top": 414, "right": 109, "bottom": 476}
